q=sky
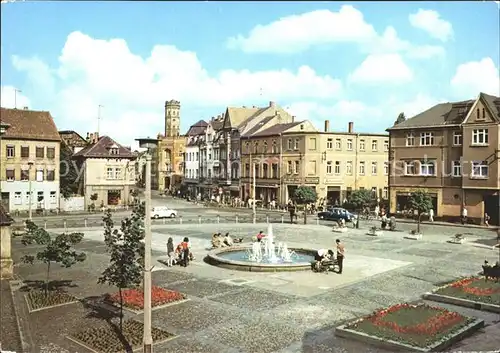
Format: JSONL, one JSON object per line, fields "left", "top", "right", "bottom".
{"left": 1, "top": 1, "right": 499, "bottom": 148}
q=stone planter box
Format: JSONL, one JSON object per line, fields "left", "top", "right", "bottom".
{"left": 422, "top": 292, "right": 500, "bottom": 314}
{"left": 447, "top": 237, "right": 466, "bottom": 244}
{"left": 333, "top": 227, "right": 348, "bottom": 233}
{"left": 405, "top": 233, "right": 423, "bottom": 240}
{"left": 367, "top": 230, "right": 382, "bottom": 236}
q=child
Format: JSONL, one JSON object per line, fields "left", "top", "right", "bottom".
{"left": 166, "top": 237, "right": 175, "bottom": 267}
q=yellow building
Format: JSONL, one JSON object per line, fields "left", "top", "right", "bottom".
{"left": 0, "top": 108, "right": 61, "bottom": 212}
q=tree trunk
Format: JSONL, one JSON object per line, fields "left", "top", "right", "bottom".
{"left": 119, "top": 287, "right": 123, "bottom": 332}
{"left": 417, "top": 213, "right": 422, "bottom": 234}
{"left": 45, "top": 262, "right": 51, "bottom": 296}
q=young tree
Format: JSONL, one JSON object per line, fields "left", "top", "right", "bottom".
{"left": 293, "top": 186, "right": 317, "bottom": 204}
{"left": 394, "top": 112, "right": 406, "bottom": 125}
{"left": 98, "top": 203, "right": 145, "bottom": 331}
{"left": 21, "top": 221, "right": 86, "bottom": 295}
{"left": 408, "top": 189, "right": 433, "bottom": 234}
{"left": 347, "top": 189, "right": 375, "bottom": 228}
{"left": 89, "top": 193, "right": 98, "bottom": 212}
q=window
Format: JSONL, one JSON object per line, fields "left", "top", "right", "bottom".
{"left": 309, "top": 138, "right": 317, "bottom": 150}
{"left": 36, "top": 147, "right": 44, "bottom": 158}
{"left": 420, "top": 160, "right": 436, "bottom": 176}
{"left": 359, "top": 161, "right": 365, "bottom": 175}
{"left": 471, "top": 161, "right": 488, "bottom": 178}
{"left": 110, "top": 147, "right": 119, "bottom": 155}
{"left": 371, "top": 140, "right": 378, "bottom": 151}
{"left": 106, "top": 167, "right": 114, "bottom": 179}
{"left": 263, "top": 164, "right": 268, "bottom": 178}
{"left": 406, "top": 132, "right": 415, "bottom": 146}
{"left": 383, "top": 162, "right": 389, "bottom": 176}
{"left": 334, "top": 161, "right": 341, "bottom": 175}
{"left": 293, "top": 138, "right": 299, "bottom": 150}
{"left": 420, "top": 132, "right": 434, "bottom": 146}
{"left": 46, "top": 170, "right": 55, "bottom": 181}
{"left": 335, "top": 139, "right": 341, "bottom": 150}
{"left": 25, "top": 191, "right": 32, "bottom": 205}
{"left": 115, "top": 168, "right": 122, "bottom": 179}
{"left": 326, "top": 138, "right": 333, "bottom": 149}
{"left": 308, "top": 161, "right": 317, "bottom": 175}
{"left": 245, "top": 163, "right": 250, "bottom": 177}
{"left": 36, "top": 168, "right": 44, "bottom": 182}
{"left": 405, "top": 161, "right": 416, "bottom": 175}
{"left": 294, "top": 160, "right": 300, "bottom": 174}
{"left": 453, "top": 132, "right": 462, "bottom": 146}
{"left": 359, "top": 139, "right": 365, "bottom": 151}
{"left": 21, "top": 169, "right": 29, "bottom": 181}
{"left": 384, "top": 140, "right": 389, "bottom": 152}
{"left": 47, "top": 147, "right": 55, "bottom": 159}
{"left": 21, "top": 146, "right": 30, "bottom": 158}
{"left": 371, "top": 162, "right": 377, "bottom": 175}
{"left": 37, "top": 191, "right": 44, "bottom": 204}
{"left": 346, "top": 161, "right": 353, "bottom": 175}
{"left": 452, "top": 161, "right": 461, "bottom": 177}
{"left": 371, "top": 187, "right": 377, "bottom": 197}
{"left": 253, "top": 142, "right": 258, "bottom": 154}
{"left": 472, "top": 129, "right": 488, "bottom": 145}
{"left": 383, "top": 187, "right": 388, "bottom": 199}
{"left": 6, "top": 169, "right": 14, "bottom": 181}
{"left": 14, "top": 192, "right": 22, "bottom": 205}
{"left": 347, "top": 139, "right": 353, "bottom": 150}
{"left": 271, "top": 141, "right": 278, "bottom": 153}
{"left": 50, "top": 191, "right": 57, "bottom": 203}
{"left": 326, "top": 161, "right": 332, "bottom": 174}
{"left": 6, "top": 145, "right": 15, "bottom": 158}
{"left": 287, "top": 161, "right": 293, "bottom": 174}
{"left": 272, "top": 164, "right": 278, "bottom": 178}
{"left": 287, "top": 139, "right": 292, "bottom": 150}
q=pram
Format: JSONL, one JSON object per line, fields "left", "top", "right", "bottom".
{"left": 311, "top": 258, "right": 339, "bottom": 273}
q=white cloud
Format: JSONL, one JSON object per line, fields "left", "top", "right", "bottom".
{"left": 0, "top": 85, "right": 31, "bottom": 109}
{"left": 9, "top": 31, "right": 343, "bottom": 145}
{"left": 349, "top": 54, "right": 413, "bottom": 85}
{"left": 409, "top": 9, "right": 453, "bottom": 42}
{"left": 450, "top": 57, "right": 500, "bottom": 97}
{"left": 227, "top": 5, "right": 444, "bottom": 59}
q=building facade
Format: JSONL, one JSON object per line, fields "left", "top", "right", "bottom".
{"left": 73, "top": 134, "right": 136, "bottom": 209}
{"left": 387, "top": 92, "right": 500, "bottom": 225}
{"left": 184, "top": 120, "right": 207, "bottom": 196}
{"left": 156, "top": 100, "right": 186, "bottom": 191}
{"left": 59, "top": 130, "right": 88, "bottom": 154}
{"left": 0, "top": 108, "right": 61, "bottom": 212}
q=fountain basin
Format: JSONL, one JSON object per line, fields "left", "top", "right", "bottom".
{"left": 205, "top": 246, "right": 317, "bottom": 272}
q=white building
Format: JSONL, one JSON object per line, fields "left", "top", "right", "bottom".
{"left": 184, "top": 120, "right": 207, "bottom": 197}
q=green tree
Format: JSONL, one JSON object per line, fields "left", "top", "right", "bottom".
{"left": 21, "top": 221, "right": 86, "bottom": 295}
{"left": 394, "top": 112, "right": 406, "bottom": 125}
{"left": 293, "top": 186, "right": 317, "bottom": 204}
{"left": 88, "top": 193, "right": 98, "bottom": 212}
{"left": 408, "top": 189, "right": 433, "bottom": 234}
{"left": 59, "top": 142, "right": 81, "bottom": 199}
{"left": 98, "top": 203, "right": 145, "bottom": 331}
{"left": 348, "top": 189, "right": 374, "bottom": 212}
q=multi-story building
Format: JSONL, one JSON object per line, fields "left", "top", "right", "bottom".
{"left": 184, "top": 120, "right": 207, "bottom": 196}
{"left": 217, "top": 101, "right": 295, "bottom": 198}
{"left": 156, "top": 100, "right": 186, "bottom": 191}
{"left": 72, "top": 133, "right": 136, "bottom": 209}
{"left": 387, "top": 92, "right": 500, "bottom": 225}
{"left": 241, "top": 120, "right": 389, "bottom": 205}
{"left": 199, "top": 115, "right": 224, "bottom": 198}
{"left": 0, "top": 107, "right": 61, "bottom": 212}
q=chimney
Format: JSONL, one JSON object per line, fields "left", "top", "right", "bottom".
{"left": 269, "top": 101, "right": 275, "bottom": 107}
{"left": 89, "top": 133, "right": 94, "bottom": 144}
{"left": 348, "top": 121, "right": 354, "bottom": 133}
{"left": 23, "top": 106, "right": 29, "bottom": 110}
{"left": 94, "top": 131, "right": 99, "bottom": 142}
{"left": 86, "top": 132, "right": 90, "bottom": 143}
{"left": 291, "top": 116, "right": 295, "bottom": 123}
{"left": 324, "top": 120, "right": 330, "bottom": 132}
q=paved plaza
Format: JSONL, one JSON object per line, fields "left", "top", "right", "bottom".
{"left": 4, "top": 221, "right": 500, "bottom": 352}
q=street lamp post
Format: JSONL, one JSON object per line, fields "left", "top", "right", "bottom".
{"left": 143, "top": 153, "right": 153, "bottom": 353}
{"left": 28, "top": 161, "right": 34, "bottom": 220}
{"left": 252, "top": 160, "right": 256, "bottom": 223}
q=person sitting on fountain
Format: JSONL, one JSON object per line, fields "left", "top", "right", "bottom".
{"left": 226, "top": 232, "right": 243, "bottom": 244}
{"left": 256, "top": 231, "right": 265, "bottom": 242}
{"left": 223, "top": 233, "right": 234, "bottom": 247}
{"left": 212, "top": 233, "right": 222, "bottom": 248}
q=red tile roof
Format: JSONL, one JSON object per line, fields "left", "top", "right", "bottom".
{"left": 73, "top": 135, "right": 135, "bottom": 159}
{"left": 0, "top": 108, "right": 61, "bottom": 141}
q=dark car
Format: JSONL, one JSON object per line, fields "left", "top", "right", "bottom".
{"left": 317, "top": 208, "right": 356, "bottom": 223}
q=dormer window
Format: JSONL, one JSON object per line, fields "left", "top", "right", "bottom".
{"left": 109, "top": 143, "right": 120, "bottom": 155}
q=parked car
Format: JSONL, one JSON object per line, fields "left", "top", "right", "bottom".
{"left": 151, "top": 206, "right": 177, "bottom": 219}
{"left": 317, "top": 208, "right": 356, "bottom": 222}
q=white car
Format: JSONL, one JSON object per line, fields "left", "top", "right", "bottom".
{"left": 151, "top": 206, "right": 177, "bottom": 219}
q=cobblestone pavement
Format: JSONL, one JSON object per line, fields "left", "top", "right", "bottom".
{"left": 7, "top": 223, "right": 500, "bottom": 352}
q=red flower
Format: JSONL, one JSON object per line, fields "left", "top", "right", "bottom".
{"left": 109, "top": 286, "right": 185, "bottom": 310}
{"left": 449, "top": 277, "right": 500, "bottom": 296}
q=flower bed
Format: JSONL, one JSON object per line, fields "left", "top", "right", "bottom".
{"left": 341, "top": 303, "right": 476, "bottom": 349}
{"left": 25, "top": 290, "right": 78, "bottom": 312}
{"left": 433, "top": 277, "right": 500, "bottom": 305}
{"left": 70, "top": 319, "right": 174, "bottom": 353}
{"left": 107, "top": 286, "right": 186, "bottom": 311}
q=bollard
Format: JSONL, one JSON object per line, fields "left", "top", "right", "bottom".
{"left": 281, "top": 215, "right": 284, "bottom": 224}
{"left": 266, "top": 215, "right": 269, "bottom": 224}
{"left": 63, "top": 220, "right": 67, "bottom": 233}
{"left": 217, "top": 215, "right": 220, "bottom": 224}
{"left": 179, "top": 216, "right": 183, "bottom": 224}
{"left": 163, "top": 218, "right": 166, "bottom": 225}
{"left": 84, "top": 218, "right": 88, "bottom": 228}
{"left": 316, "top": 217, "right": 319, "bottom": 225}
{"left": 44, "top": 220, "right": 47, "bottom": 230}
{"left": 235, "top": 215, "right": 238, "bottom": 224}
{"left": 198, "top": 215, "right": 201, "bottom": 224}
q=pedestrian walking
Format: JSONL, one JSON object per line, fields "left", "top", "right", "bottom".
{"left": 461, "top": 207, "right": 468, "bottom": 225}
{"left": 429, "top": 208, "right": 434, "bottom": 222}
{"left": 335, "top": 239, "right": 345, "bottom": 274}
{"left": 484, "top": 212, "right": 490, "bottom": 227}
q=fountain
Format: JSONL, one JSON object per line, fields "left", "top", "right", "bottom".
{"left": 205, "top": 224, "right": 316, "bottom": 272}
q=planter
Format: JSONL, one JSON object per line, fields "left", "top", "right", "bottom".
{"left": 368, "top": 230, "right": 383, "bottom": 236}
{"left": 333, "top": 227, "right": 348, "bottom": 233}
{"left": 448, "top": 237, "right": 466, "bottom": 244}
{"left": 25, "top": 290, "right": 79, "bottom": 313}
{"left": 405, "top": 233, "right": 423, "bottom": 240}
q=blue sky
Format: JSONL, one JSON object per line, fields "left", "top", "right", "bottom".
{"left": 1, "top": 1, "right": 499, "bottom": 146}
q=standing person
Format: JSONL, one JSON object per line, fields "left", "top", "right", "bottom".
{"left": 288, "top": 202, "right": 296, "bottom": 224}
{"left": 429, "top": 208, "right": 434, "bottom": 222}
{"left": 335, "top": 239, "right": 345, "bottom": 274}
{"left": 461, "top": 206, "right": 468, "bottom": 225}
{"left": 484, "top": 212, "right": 490, "bottom": 227}
{"left": 166, "top": 237, "right": 175, "bottom": 267}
